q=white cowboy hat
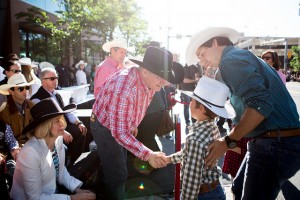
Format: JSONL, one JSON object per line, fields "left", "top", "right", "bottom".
{"left": 18, "top": 57, "right": 38, "bottom": 68}
{"left": 0, "top": 73, "right": 35, "bottom": 95}
{"left": 102, "top": 38, "right": 129, "bottom": 52}
{"left": 181, "top": 76, "right": 235, "bottom": 119}
{"left": 75, "top": 60, "right": 87, "bottom": 69}
{"left": 39, "top": 61, "right": 55, "bottom": 70}
{"left": 185, "top": 27, "right": 240, "bottom": 66}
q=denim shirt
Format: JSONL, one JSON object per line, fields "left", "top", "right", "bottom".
{"left": 219, "top": 46, "right": 300, "bottom": 137}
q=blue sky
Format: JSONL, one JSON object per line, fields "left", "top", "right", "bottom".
{"left": 137, "top": 0, "right": 300, "bottom": 57}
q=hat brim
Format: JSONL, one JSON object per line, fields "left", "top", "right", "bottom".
{"left": 130, "top": 59, "right": 182, "bottom": 85}
{"left": 22, "top": 104, "right": 76, "bottom": 135}
{"left": 185, "top": 27, "right": 239, "bottom": 66}
{"left": 181, "top": 90, "right": 235, "bottom": 119}
{"left": 102, "top": 41, "right": 129, "bottom": 52}
{"left": 0, "top": 81, "right": 35, "bottom": 95}
{"left": 75, "top": 62, "right": 87, "bottom": 69}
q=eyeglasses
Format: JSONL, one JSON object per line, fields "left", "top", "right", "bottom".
{"left": 10, "top": 86, "right": 31, "bottom": 92}
{"left": 9, "top": 69, "right": 22, "bottom": 73}
{"left": 43, "top": 77, "right": 58, "bottom": 81}
{"left": 262, "top": 56, "right": 272, "bottom": 61}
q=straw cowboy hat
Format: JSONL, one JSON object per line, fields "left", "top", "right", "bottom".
{"left": 181, "top": 76, "right": 235, "bottom": 119}
{"left": 130, "top": 47, "right": 184, "bottom": 84}
{"left": 0, "top": 73, "right": 35, "bottom": 95}
{"left": 18, "top": 57, "right": 38, "bottom": 68}
{"left": 75, "top": 60, "right": 87, "bottom": 69}
{"left": 185, "top": 27, "right": 240, "bottom": 66}
{"left": 102, "top": 38, "right": 130, "bottom": 53}
{"left": 22, "top": 97, "right": 76, "bottom": 135}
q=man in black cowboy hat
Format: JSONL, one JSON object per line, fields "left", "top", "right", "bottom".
{"left": 91, "top": 46, "right": 183, "bottom": 199}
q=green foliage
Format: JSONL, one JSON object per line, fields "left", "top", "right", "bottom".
{"left": 290, "top": 46, "right": 300, "bottom": 72}
{"left": 15, "top": 0, "right": 151, "bottom": 60}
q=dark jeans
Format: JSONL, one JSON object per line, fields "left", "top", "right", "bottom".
{"left": 197, "top": 184, "right": 226, "bottom": 200}
{"left": 91, "top": 120, "right": 127, "bottom": 200}
{"left": 232, "top": 136, "right": 300, "bottom": 200}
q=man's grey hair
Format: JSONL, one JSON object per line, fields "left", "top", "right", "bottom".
{"left": 40, "top": 67, "right": 57, "bottom": 78}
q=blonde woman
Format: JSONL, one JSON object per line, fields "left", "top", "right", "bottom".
{"left": 11, "top": 98, "right": 95, "bottom": 200}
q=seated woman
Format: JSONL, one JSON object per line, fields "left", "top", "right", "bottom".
{"left": 11, "top": 98, "right": 95, "bottom": 200}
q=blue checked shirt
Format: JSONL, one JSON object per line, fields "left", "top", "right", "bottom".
{"left": 170, "top": 119, "right": 222, "bottom": 200}
{"left": 219, "top": 46, "right": 300, "bottom": 137}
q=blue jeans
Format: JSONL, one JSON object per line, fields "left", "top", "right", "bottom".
{"left": 90, "top": 119, "right": 127, "bottom": 200}
{"left": 197, "top": 184, "right": 226, "bottom": 200}
{"left": 232, "top": 136, "right": 300, "bottom": 200}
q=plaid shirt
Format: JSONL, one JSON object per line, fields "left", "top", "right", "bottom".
{"left": 170, "top": 119, "right": 222, "bottom": 200}
{"left": 92, "top": 67, "right": 155, "bottom": 161}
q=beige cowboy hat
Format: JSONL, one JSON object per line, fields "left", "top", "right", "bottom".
{"left": 75, "top": 60, "right": 87, "bottom": 69}
{"left": 18, "top": 57, "right": 38, "bottom": 68}
{"left": 185, "top": 27, "right": 240, "bottom": 66}
{"left": 102, "top": 38, "right": 129, "bottom": 52}
{"left": 181, "top": 76, "right": 235, "bottom": 119}
{"left": 0, "top": 73, "right": 35, "bottom": 95}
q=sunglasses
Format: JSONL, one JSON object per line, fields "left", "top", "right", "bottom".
{"left": 262, "top": 56, "right": 272, "bottom": 61}
{"left": 10, "top": 86, "right": 31, "bottom": 92}
{"left": 9, "top": 69, "right": 22, "bottom": 73}
{"left": 43, "top": 77, "right": 58, "bottom": 81}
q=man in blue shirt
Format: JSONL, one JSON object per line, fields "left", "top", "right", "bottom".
{"left": 185, "top": 27, "right": 300, "bottom": 199}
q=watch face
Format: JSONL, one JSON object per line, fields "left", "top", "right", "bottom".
{"left": 228, "top": 141, "right": 237, "bottom": 149}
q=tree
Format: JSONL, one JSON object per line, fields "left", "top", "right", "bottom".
{"left": 290, "top": 46, "right": 300, "bottom": 72}
{"left": 15, "top": 0, "right": 150, "bottom": 61}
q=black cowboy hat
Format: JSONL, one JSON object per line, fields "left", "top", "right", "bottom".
{"left": 22, "top": 98, "right": 76, "bottom": 135}
{"left": 130, "top": 47, "right": 183, "bottom": 84}
{"left": 142, "top": 41, "right": 160, "bottom": 48}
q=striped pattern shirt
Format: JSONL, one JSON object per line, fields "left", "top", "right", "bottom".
{"left": 170, "top": 119, "right": 222, "bottom": 200}
{"left": 92, "top": 67, "right": 155, "bottom": 161}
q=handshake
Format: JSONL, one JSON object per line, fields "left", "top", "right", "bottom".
{"left": 147, "top": 151, "right": 172, "bottom": 168}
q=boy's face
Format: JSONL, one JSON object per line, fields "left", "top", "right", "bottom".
{"left": 190, "top": 98, "right": 198, "bottom": 119}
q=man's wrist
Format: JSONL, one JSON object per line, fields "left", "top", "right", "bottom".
{"left": 77, "top": 121, "right": 83, "bottom": 126}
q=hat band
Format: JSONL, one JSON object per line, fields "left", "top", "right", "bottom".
{"left": 193, "top": 93, "right": 224, "bottom": 108}
{"left": 16, "top": 82, "right": 26, "bottom": 85}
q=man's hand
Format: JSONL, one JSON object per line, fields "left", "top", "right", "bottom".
{"left": 63, "top": 130, "right": 73, "bottom": 144}
{"left": 148, "top": 152, "right": 167, "bottom": 168}
{"left": 78, "top": 123, "right": 87, "bottom": 136}
{"left": 131, "top": 128, "right": 138, "bottom": 137}
{"left": 204, "top": 137, "right": 228, "bottom": 169}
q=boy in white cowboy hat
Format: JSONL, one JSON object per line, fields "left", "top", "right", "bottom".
{"left": 93, "top": 38, "right": 129, "bottom": 97}
{"left": 185, "top": 27, "right": 300, "bottom": 199}
{"left": 75, "top": 60, "right": 87, "bottom": 85}
{"left": 163, "top": 76, "right": 235, "bottom": 200}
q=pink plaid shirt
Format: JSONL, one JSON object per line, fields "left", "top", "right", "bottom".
{"left": 92, "top": 67, "right": 155, "bottom": 160}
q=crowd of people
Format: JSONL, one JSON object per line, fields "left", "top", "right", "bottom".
{"left": 0, "top": 26, "right": 299, "bottom": 200}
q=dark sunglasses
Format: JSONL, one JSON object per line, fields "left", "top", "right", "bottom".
{"left": 9, "top": 69, "right": 22, "bottom": 73}
{"left": 262, "top": 56, "right": 272, "bottom": 61}
{"left": 43, "top": 77, "right": 58, "bottom": 81}
{"left": 10, "top": 86, "right": 31, "bottom": 92}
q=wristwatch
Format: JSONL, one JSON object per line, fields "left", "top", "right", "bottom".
{"left": 224, "top": 136, "right": 238, "bottom": 149}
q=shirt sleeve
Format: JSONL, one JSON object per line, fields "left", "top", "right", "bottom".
{"left": 108, "top": 90, "right": 152, "bottom": 161}
{"left": 221, "top": 58, "right": 273, "bottom": 118}
{"left": 170, "top": 139, "right": 204, "bottom": 200}
{"left": 4, "top": 124, "right": 19, "bottom": 151}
